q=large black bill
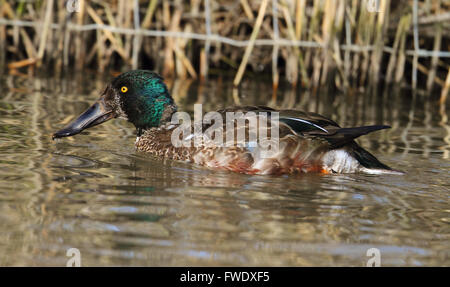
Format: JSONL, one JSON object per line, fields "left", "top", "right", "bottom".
{"left": 52, "top": 101, "right": 115, "bottom": 139}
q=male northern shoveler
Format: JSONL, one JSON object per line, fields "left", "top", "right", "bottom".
{"left": 53, "top": 70, "right": 402, "bottom": 175}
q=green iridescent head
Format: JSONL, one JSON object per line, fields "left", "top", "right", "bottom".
{"left": 111, "top": 70, "right": 176, "bottom": 129}
{"left": 53, "top": 70, "right": 177, "bottom": 139}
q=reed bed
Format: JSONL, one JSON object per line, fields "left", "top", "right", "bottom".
{"left": 0, "top": 0, "right": 449, "bottom": 99}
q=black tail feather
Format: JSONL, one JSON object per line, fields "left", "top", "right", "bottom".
{"left": 350, "top": 143, "right": 392, "bottom": 170}
{"left": 324, "top": 125, "right": 390, "bottom": 149}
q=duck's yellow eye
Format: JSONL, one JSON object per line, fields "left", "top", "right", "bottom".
{"left": 121, "top": 86, "right": 128, "bottom": 93}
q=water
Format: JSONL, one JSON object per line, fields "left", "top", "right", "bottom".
{"left": 0, "top": 72, "right": 449, "bottom": 266}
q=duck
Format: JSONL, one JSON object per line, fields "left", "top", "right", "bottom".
{"left": 53, "top": 70, "right": 402, "bottom": 175}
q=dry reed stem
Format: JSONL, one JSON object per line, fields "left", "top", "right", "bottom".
{"left": 19, "top": 28, "right": 36, "bottom": 59}
{"left": 395, "top": 13, "right": 410, "bottom": 83}
{"left": 37, "top": 0, "right": 53, "bottom": 66}
{"left": 386, "top": 14, "right": 410, "bottom": 84}
{"left": 369, "top": 0, "right": 389, "bottom": 85}
{"left": 203, "top": 0, "right": 212, "bottom": 80}
{"left": 74, "top": 0, "right": 86, "bottom": 71}
{"left": 123, "top": 1, "right": 133, "bottom": 60}
{"left": 332, "top": 0, "right": 346, "bottom": 87}
{"left": 344, "top": 6, "right": 352, "bottom": 85}
{"left": 305, "top": 0, "right": 321, "bottom": 70}
{"left": 412, "top": 0, "right": 419, "bottom": 89}
{"left": 441, "top": 67, "right": 450, "bottom": 104}
{"left": 132, "top": 0, "right": 141, "bottom": 70}
{"left": 240, "top": 0, "right": 254, "bottom": 20}
{"left": 200, "top": 48, "right": 207, "bottom": 81}
{"left": 174, "top": 45, "right": 198, "bottom": 79}
{"left": 97, "top": 28, "right": 106, "bottom": 71}
{"left": 427, "top": 24, "right": 442, "bottom": 91}
{"left": 295, "top": 0, "right": 306, "bottom": 40}
{"left": 87, "top": 4, "right": 128, "bottom": 61}
{"left": 162, "top": 4, "right": 182, "bottom": 78}
{"left": 332, "top": 38, "right": 347, "bottom": 88}
{"left": 272, "top": 0, "right": 279, "bottom": 91}
{"left": 53, "top": 2, "right": 66, "bottom": 73}
{"left": 175, "top": 24, "right": 197, "bottom": 79}
{"left": 404, "top": 55, "right": 445, "bottom": 87}
{"left": 7, "top": 57, "right": 37, "bottom": 69}
{"left": 141, "top": 0, "right": 158, "bottom": 29}
{"left": 233, "top": 0, "right": 269, "bottom": 87}
{"left": 282, "top": 0, "right": 309, "bottom": 86}
{"left": 358, "top": 0, "right": 375, "bottom": 87}
{"left": 319, "top": 0, "right": 337, "bottom": 85}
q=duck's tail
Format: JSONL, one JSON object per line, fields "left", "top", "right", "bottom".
{"left": 323, "top": 125, "right": 390, "bottom": 149}
{"left": 349, "top": 144, "right": 404, "bottom": 175}
{"left": 319, "top": 125, "right": 404, "bottom": 175}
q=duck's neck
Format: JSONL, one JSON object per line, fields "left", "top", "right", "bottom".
{"left": 135, "top": 102, "right": 177, "bottom": 137}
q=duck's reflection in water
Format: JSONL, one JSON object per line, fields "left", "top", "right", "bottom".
{"left": 51, "top": 151, "right": 396, "bottom": 265}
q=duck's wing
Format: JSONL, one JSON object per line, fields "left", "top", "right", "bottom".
{"left": 278, "top": 109, "right": 340, "bottom": 134}
{"left": 316, "top": 125, "right": 390, "bottom": 148}
{"left": 277, "top": 110, "right": 393, "bottom": 171}
{"left": 278, "top": 110, "right": 390, "bottom": 149}
{"left": 210, "top": 106, "right": 389, "bottom": 149}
